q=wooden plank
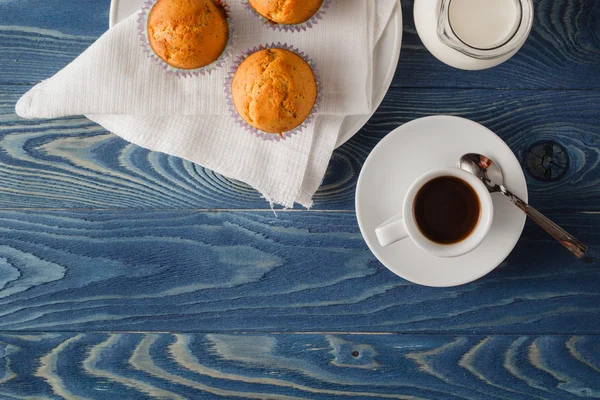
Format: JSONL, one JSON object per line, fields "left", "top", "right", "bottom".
{"left": 0, "top": 209, "right": 597, "bottom": 333}
{"left": 2, "top": 85, "right": 600, "bottom": 211}
{"left": 1, "top": 0, "right": 599, "bottom": 88}
{"left": 0, "top": 332, "right": 598, "bottom": 399}
{"left": 0, "top": 0, "right": 109, "bottom": 84}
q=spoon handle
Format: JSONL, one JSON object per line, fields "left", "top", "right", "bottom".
{"left": 501, "top": 186, "right": 587, "bottom": 258}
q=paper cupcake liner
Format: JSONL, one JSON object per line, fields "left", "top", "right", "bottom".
{"left": 241, "top": 0, "right": 331, "bottom": 32}
{"left": 224, "top": 43, "right": 322, "bottom": 142}
{"left": 138, "top": 0, "right": 236, "bottom": 78}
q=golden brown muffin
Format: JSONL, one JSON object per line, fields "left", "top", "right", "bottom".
{"left": 147, "top": 0, "right": 229, "bottom": 70}
{"left": 232, "top": 48, "right": 318, "bottom": 135}
{"left": 248, "top": 0, "right": 324, "bottom": 25}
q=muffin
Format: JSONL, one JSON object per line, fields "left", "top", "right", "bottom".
{"left": 231, "top": 48, "right": 318, "bottom": 135}
{"left": 247, "top": 0, "right": 324, "bottom": 25}
{"left": 147, "top": 0, "right": 229, "bottom": 70}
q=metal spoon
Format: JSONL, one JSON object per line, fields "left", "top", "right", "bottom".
{"left": 459, "top": 153, "right": 587, "bottom": 258}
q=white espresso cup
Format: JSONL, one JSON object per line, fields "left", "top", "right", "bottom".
{"left": 375, "top": 167, "right": 493, "bottom": 258}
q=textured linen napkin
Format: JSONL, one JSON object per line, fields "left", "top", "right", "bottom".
{"left": 16, "top": 0, "right": 397, "bottom": 208}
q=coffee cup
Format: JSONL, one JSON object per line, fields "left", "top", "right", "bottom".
{"left": 375, "top": 167, "right": 493, "bottom": 257}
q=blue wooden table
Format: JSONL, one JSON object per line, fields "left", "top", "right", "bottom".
{"left": 1, "top": 0, "right": 599, "bottom": 398}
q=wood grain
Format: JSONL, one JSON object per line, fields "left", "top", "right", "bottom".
{"left": 0, "top": 0, "right": 599, "bottom": 395}
{"left": 1, "top": 0, "right": 599, "bottom": 88}
{"left": 0, "top": 0, "right": 109, "bottom": 85}
{"left": 0, "top": 332, "right": 599, "bottom": 399}
{"left": 0, "top": 209, "right": 595, "bottom": 333}
{"left": 3, "top": 85, "right": 599, "bottom": 211}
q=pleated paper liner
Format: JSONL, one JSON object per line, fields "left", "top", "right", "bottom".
{"left": 138, "top": 0, "right": 236, "bottom": 77}
{"left": 241, "top": 0, "right": 331, "bottom": 32}
{"left": 224, "top": 43, "right": 322, "bottom": 142}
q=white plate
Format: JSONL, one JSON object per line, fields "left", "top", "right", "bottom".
{"left": 356, "top": 116, "right": 528, "bottom": 287}
{"left": 109, "top": 0, "right": 402, "bottom": 149}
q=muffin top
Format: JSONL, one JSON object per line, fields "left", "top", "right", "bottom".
{"left": 232, "top": 48, "right": 317, "bottom": 135}
{"left": 147, "top": 0, "right": 229, "bottom": 70}
{"left": 248, "top": 0, "right": 324, "bottom": 25}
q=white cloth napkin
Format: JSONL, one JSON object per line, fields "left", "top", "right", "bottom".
{"left": 16, "top": 0, "right": 397, "bottom": 208}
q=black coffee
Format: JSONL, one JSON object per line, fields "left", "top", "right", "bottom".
{"left": 413, "top": 176, "right": 481, "bottom": 244}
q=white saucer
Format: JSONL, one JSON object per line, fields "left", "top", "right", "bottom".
{"left": 356, "top": 116, "right": 528, "bottom": 287}
{"left": 109, "top": 0, "right": 402, "bottom": 149}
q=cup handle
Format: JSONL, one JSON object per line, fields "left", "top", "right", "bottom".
{"left": 375, "top": 213, "right": 408, "bottom": 247}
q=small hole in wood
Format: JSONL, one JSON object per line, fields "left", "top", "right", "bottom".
{"left": 525, "top": 141, "right": 569, "bottom": 181}
{"left": 351, "top": 351, "right": 360, "bottom": 357}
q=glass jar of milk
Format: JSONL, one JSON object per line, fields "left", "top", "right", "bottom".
{"left": 414, "top": 0, "right": 534, "bottom": 70}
